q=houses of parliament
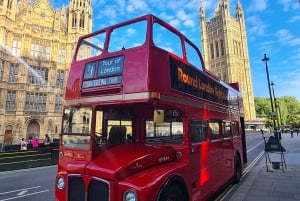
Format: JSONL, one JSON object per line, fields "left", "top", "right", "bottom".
{"left": 200, "top": 0, "right": 256, "bottom": 125}
{"left": 0, "top": 0, "right": 92, "bottom": 145}
{"left": 0, "top": 0, "right": 256, "bottom": 145}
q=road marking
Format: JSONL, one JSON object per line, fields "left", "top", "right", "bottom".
{"left": 16, "top": 190, "right": 27, "bottom": 196}
{"left": 0, "top": 186, "right": 41, "bottom": 195}
{"left": 247, "top": 140, "right": 264, "bottom": 153}
{"left": 243, "top": 150, "right": 264, "bottom": 175}
{"left": 0, "top": 190, "right": 49, "bottom": 201}
{"left": 215, "top": 150, "right": 265, "bottom": 201}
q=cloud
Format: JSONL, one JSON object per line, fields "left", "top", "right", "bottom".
{"left": 247, "top": 0, "right": 268, "bottom": 12}
{"left": 277, "top": 0, "right": 297, "bottom": 11}
{"left": 126, "top": 5, "right": 135, "bottom": 13}
{"left": 275, "top": 29, "right": 293, "bottom": 42}
{"left": 177, "top": 10, "right": 189, "bottom": 21}
{"left": 159, "top": 12, "right": 174, "bottom": 21}
{"left": 126, "top": 28, "right": 137, "bottom": 36}
{"left": 176, "top": 9, "right": 196, "bottom": 28}
{"left": 275, "top": 29, "right": 300, "bottom": 46}
{"left": 128, "top": 0, "right": 148, "bottom": 11}
{"left": 288, "top": 15, "right": 300, "bottom": 23}
{"left": 185, "top": 0, "right": 200, "bottom": 10}
{"left": 246, "top": 15, "right": 267, "bottom": 37}
{"left": 103, "top": 6, "right": 117, "bottom": 19}
{"left": 201, "top": 0, "right": 217, "bottom": 11}
{"left": 169, "top": 19, "right": 180, "bottom": 28}
{"left": 279, "top": 68, "right": 300, "bottom": 100}
{"left": 183, "top": 19, "right": 195, "bottom": 28}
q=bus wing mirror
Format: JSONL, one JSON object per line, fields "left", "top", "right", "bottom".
{"left": 154, "top": 110, "right": 164, "bottom": 124}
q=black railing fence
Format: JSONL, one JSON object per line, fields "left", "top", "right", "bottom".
{"left": 0, "top": 143, "right": 59, "bottom": 172}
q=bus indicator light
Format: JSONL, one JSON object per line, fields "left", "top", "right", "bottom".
{"left": 151, "top": 92, "right": 160, "bottom": 99}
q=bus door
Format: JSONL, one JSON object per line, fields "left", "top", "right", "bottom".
{"left": 221, "top": 121, "right": 234, "bottom": 182}
{"left": 189, "top": 120, "right": 210, "bottom": 200}
{"left": 207, "top": 120, "right": 223, "bottom": 190}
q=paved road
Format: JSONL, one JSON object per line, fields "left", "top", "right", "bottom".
{"left": 0, "top": 166, "right": 56, "bottom": 201}
{"left": 0, "top": 131, "right": 263, "bottom": 201}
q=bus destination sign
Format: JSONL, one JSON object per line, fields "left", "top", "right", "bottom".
{"left": 82, "top": 76, "right": 122, "bottom": 88}
{"left": 82, "top": 56, "right": 124, "bottom": 88}
{"left": 97, "top": 56, "right": 124, "bottom": 76}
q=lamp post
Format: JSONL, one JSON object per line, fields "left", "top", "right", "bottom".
{"left": 270, "top": 81, "right": 282, "bottom": 128}
{"left": 262, "top": 54, "right": 276, "bottom": 129}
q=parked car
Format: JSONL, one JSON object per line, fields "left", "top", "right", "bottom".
{"left": 283, "top": 125, "right": 292, "bottom": 133}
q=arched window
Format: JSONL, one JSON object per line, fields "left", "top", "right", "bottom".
{"left": 80, "top": 12, "right": 85, "bottom": 28}
{"left": 72, "top": 13, "right": 77, "bottom": 28}
{"left": 215, "top": 42, "right": 219, "bottom": 58}
{"left": 7, "top": 0, "right": 13, "bottom": 9}
{"left": 220, "top": 40, "right": 225, "bottom": 56}
{"left": 210, "top": 43, "right": 214, "bottom": 59}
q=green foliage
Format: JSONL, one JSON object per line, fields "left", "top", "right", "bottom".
{"left": 254, "top": 96, "right": 300, "bottom": 128}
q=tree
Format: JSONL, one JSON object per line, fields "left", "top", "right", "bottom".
{"left": 255, "top": 96, "right": 300, "bottom": 128}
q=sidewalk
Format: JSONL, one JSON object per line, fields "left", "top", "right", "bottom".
{"left": 228, "top": 132, "right": 300, "bottom": 201}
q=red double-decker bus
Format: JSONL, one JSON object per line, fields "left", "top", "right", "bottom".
{"left": 55, "top": 14, "right": 247, "bottom": 201}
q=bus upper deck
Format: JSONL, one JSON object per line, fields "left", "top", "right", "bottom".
{"left": 65, "top": 14, "right": 242, "bottom": 114}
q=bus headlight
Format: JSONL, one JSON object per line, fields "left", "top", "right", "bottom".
{"left": 56, "top": 176, "right": 65, "bottom": 190}
{"left": 123, "top": 190, "right": 138, "bottom": 201}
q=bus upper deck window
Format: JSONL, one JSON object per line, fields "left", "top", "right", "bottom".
{"left": 108, "top": 20, "right": 147, "bottom": 52}
{"left": 76, "top": 32, "right": 106, "bottom": 61}
{"left": 185, "top": 40, "right": 203, "bottom": 70}
{"left": 153, "top": 23, "right": 183, "bottom": 58}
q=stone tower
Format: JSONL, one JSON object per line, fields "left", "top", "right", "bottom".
{"left": 0, "top": 0, "right": 92, "bottom": 144}
{"left": 200, "top": 0, "right": 256, "bottom": 122}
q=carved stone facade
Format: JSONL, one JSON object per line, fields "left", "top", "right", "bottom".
{"left": 0, "top": 0, "right": 92, "bottom": 145}
{"left": 200, "top": 0, "right": 256, "bottom": 122}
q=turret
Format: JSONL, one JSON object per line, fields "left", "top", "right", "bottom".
{"left": 199, "top": 2, "right": 209, "bottom": 70}
{"left": 236, "top": 0, "right": 244, "bottom": 21}
{"left": 67, "top": 0, "right": 92, "bottom": 34}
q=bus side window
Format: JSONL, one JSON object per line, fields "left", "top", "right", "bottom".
{"left": 232, "top": 121, "right": 239, "bottom": 136}
{"left": 209, "top": 121, "right": 220, "bottom": 140}
{"left": 223, "top": 121, "right": 231, "bottom": 138}
{"left": 190, "top": 120, "right": 207, "bottom": 143}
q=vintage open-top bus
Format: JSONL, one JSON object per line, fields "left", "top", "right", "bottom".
{"left": 55, "top": 14, "right": 247, "bottom": 201}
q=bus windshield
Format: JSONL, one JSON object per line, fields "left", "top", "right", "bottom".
{"left": 61, "top": 106, "right": 92, "bottom": 149}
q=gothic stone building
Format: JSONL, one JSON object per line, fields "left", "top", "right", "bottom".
{"left": 0, "top": 0, "right": 92, "bottom": 145}
{"left": 200, "top": 0, "right": 257, "bottom": 124}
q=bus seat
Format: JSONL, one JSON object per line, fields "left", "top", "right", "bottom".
{"left": 108, "top": 126, "right": 126, "bottom": 144}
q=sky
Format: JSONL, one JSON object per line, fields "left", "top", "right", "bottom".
{"left": 50, "top": 0, "right": 300, "bottom": 101}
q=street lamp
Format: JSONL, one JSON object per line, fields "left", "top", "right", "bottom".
{"left": 262, "top": 53, "right": 276, "bottom": 129}
{"left": 270, "top": 81, "right": 282, "bottom": 127}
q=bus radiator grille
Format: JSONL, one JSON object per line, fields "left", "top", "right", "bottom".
{"left": 68, "top": 176, "right": 109, "bottom": 201}
{"left": 68, "top": 176, "right": 85, "bottom": 201}
{"left": 88, "top": 179, "right": 109, "bottom": 201}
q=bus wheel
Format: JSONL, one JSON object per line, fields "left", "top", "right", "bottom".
{"left": 158, "top": 184, "right": 185, "bottom": 201}
{"left": 233, "top": 155, "right": 242, "bottom": 184}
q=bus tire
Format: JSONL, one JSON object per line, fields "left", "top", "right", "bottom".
{"left": 158, "top": 184, "right": 185, "bottom": 201}
{"left": 233, "top": 154, "right": 242, "bottom": 184}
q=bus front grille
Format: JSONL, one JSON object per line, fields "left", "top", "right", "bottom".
{"left": 68, "top": 176, "right": 109, "bottom": 201}
{"left": 68, "top": 177, "right": 85, "bottom": 201}
{"left": 88, "top": 179, "right": 109, "bottom": 201}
